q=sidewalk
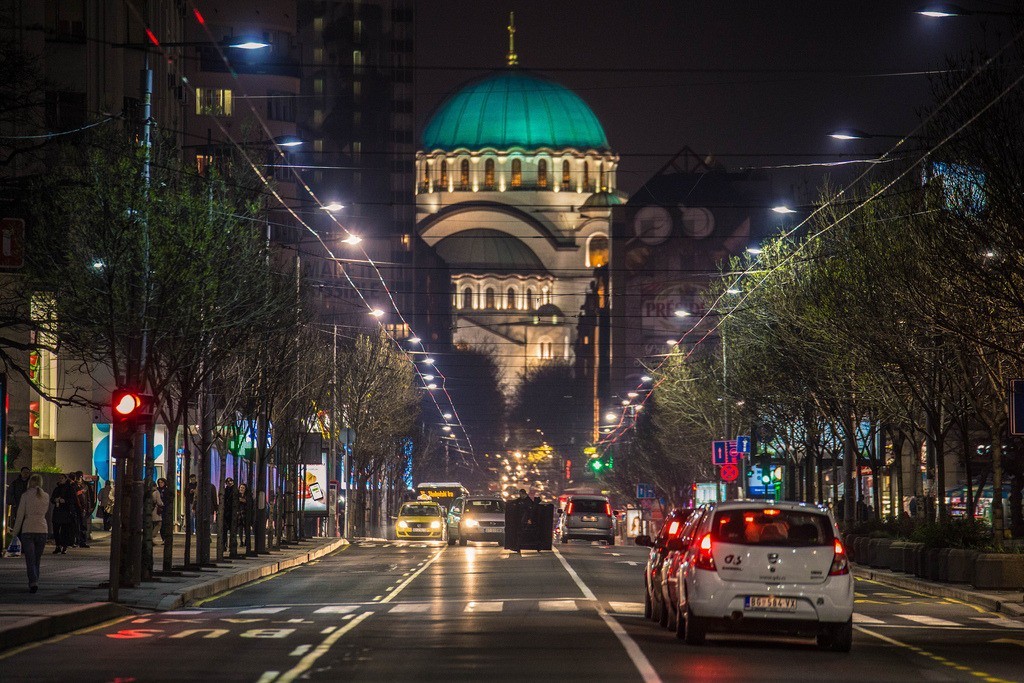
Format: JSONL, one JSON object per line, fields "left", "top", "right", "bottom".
{"left": 0, "top": 530, "right": 347, "bottom": 651}
{"left": 854, "top": 564, "right": 1024, "bottom": 619}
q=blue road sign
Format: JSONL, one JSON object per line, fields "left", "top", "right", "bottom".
{"left": 737, "top": 435, "right": 751, "bottom": 454}
{"left": 712, "top": 440, "right": 727, "bottom": 465}
{"left": 637, "top": 483, "right": 655, "bottom": 499}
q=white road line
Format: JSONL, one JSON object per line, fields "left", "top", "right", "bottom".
{"left": 973, "top": 617, "right": 1024, "bottom": 629}
{"left": 539, "top": 600, "right": 578, "bottom": 611}
{"left": 895, "top": 614, "right": 959, "bottom": 627}
{"left": 277, "top": 611, "right": 372, "bottom": 683}
{"left": 320, "top": 626, "right": 336, "bottom": 634}
{"left": 288, "top": 644, "right": 311, "bottom": 657}
{"left": 853, "top": 613, "right": 884, "bottom": 625}
{"left": 379, "top": 547, "right": 446, "bottom": 604}
{"left": 553, "top": 548, "right": 661, "bottom": 683}
{"left": 608, "top": 602, "right": 644, "bottom": 615}
{"left": 465, "top": 601, "right": 503, "bottom": 612}
{"left": 256, "top": 671, "right": 279, "bottom": 683}
{"left": 313, "top": 605, "right": 358, "bottom": 614}
{"left": 389, "top": 603, "right": 432, "bottom": 614}
{"left": 239, "top": 607, "right": 288, "bottom": 615}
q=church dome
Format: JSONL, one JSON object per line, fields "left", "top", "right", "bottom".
{"left": 434, "top": 229, "right": 548, "bottom": 274}
{"left": 422, "top": 70, "right": 610, "bottom": 152}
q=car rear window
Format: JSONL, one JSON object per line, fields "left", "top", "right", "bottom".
{"left": 467, "top": 499, "right": 504, "bottom": 513}
{"left": 401, "top": 504, "right": 439, "bottom": 517}
{"left": 571, "top": 499, "right": 608, "bottom": 514}
{"left": 711, "top": 508, "right": 833, "bottom": 547}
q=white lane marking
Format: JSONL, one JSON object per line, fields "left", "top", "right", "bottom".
{"left": 288, "top": 644, "right": 311, "bottom": 657}
{"left": 553, "top": 548, "right": 661, "bottom": 683}
{"left": 379, "top": 547, "right": 446, "bottom": 604}
{"left": 256, "top": 672, "right": 279, "bottom": 683}
{"left": 389, "top": 603, "right": 431, "bottom": 614}
{"left": 372, "top": 596, "right": 383, "bottom": 601}
{"left": 239, "top": 607, "right": 288, "bottom": 615}
{"left": 165, "top": 610, "right": 205, "bottom": 616}
{"left": 465, "top": 601, "right": 503, "bottom": 612}
{"left": 313, "top": 605, "right": 358, "bottom": 614}
{"left": 853, "top": 613, "right": 884, "bottom": 625}
{"left": 277, "top": 612, "right": 372, "bottom": 683}
{"left": 286, "top": 619, "right": 304, "bottom": 623}
{"left": 539, "top": 600, "right": 578, "bottom": 612}
{"left": 608, "top": 602, "right": 644, "bottom": 615}
{"left": 973, "top": 617, "right": 1024, "bottom": 629}
{"left": 895, "top": 614, "right": 959, "bottom": 627}
{"left": 320, "top": 626, "right": 336, "bottom": 634}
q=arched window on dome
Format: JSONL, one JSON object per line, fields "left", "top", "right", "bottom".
{"left": 599, "top": 162, "right": 605, "bottom": 191}
{"left": 511, "top": 159, "right": 522, "bottom": 188}
{"left": 537, "top": 159, "right": 548, "bottom": 189}
{"left": 583, "top": 161, "right": 591, "bottom": 192}
{"left": 587, "top": 234, "right": 609, "bottom": 268}
{"left": 484, "top": 159, "right": 496, "bottom": 189}
{"left": 462, "top": 287, "right": 473, "bottom": 310}
{"left": 422, "top": 161, "right": 430, "bottom": 188}
{"left": 526, "top": 288, "right": 534, "bottom": 310}
{"left": 459, "top": 159, "right": 470, "bottom": 190}
{"left": 542, "top": 285, "right": 551, "bottom": 305}
{"left": 561, "top": 160, "right": 571, "bottom": 190}
{"left": 440, "top": 160, "right": 448, "bottom": 188}
{"left": 506, "top": 287, "right": 516, "bottom": 309}
{"left": 485, "top": 287, "right": 496, "bottom": 308}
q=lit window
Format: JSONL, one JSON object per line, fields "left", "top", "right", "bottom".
{"left": 353, "top": 141, "right": 362, "bottom": 161}
{"left": 314, "top": 17, "right": 324, "bottom": 32}
{"left": 196, "top": 88, "right": 233, "bottom": 116}
{"left": 314, "top": 48, "right": 324, "bottom": 64}
{"left": 484, "top": 159, "right": 496, "bottom": 189}
{"left": 588, "top": 234, "right": 609, "bottom": 268}
{"left": 423, "top": 161, "right": 430, "bottom": 185}
{"left": 526, "top": 288, "right": 534, "bottom": 309}
{"left": 583, "top": 161, "right": 591, "bottom": 191}
{"left": 196, "top": 153, "right": 215, "bottom": 177}
{"left": 460, "top": 159, "right": 470, "bottom": 189}
{"left": 314, "top": 78, "right": 324, "bottom": 95}
{"left": 506, "top": 287, "right": 516, "bottom": 309}
{"left": 599, "top": 162, "right": 606, "bottom": 191}
{"left": 353, "top": 20, "right": 362, "bottom": 41}
{"left": 353, "top": 81, "right": 361, "bottom": 97}
{"left": 538, "top": 159, "right": 548, "bottom": 188}
{"left": 462, "top": 287, "right": 473, "bottom": 309}
{"left": 440, "top": 160, "right": 448, "bottom": 187}
{"left": 485, "top": 287, "right": 496, "bottom": 308}
{"left": 511, "top": 159, "right": 522, "bottom": 188}
{"left": 561, "top": 160, "right": 571, "bottom": 190}
{"left": 353, "top": 50, "right": 364, "bottom": 66}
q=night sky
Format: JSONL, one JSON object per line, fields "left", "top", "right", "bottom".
{"left": 416, "top": 1, "right": 1000, "bottom": 201}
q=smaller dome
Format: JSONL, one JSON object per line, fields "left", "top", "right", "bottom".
{"left": 581, "top": 191, "right": 626, "bottom": 209}
{"left": 434, "top": 229, "right": 547, "bottom": 274}
{"left": 535, "top": 303, "right": 564, "bottom": 317}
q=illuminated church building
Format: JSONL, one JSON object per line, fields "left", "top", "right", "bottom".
{"left": 416, "top": 20, "right": 623, "bottom": 387}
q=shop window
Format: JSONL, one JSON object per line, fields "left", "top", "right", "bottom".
{"left": 196, "top": 88, "right": 233, "bottom": 116}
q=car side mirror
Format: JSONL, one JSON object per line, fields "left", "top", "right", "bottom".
{"left": 665, "top": 538, "right": 688, "bottom": 552}
{"left": 634, "top": 534, "right": 652, "bottom": 547}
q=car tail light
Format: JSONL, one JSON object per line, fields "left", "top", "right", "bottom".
{"left": 829, "top": 538, "right": 849, "bottom": 576}
{"left": 605, "top": 502, "right": 613, "bottom": 517}
{"left": 565, "top": 502, "right": 574, "bottom": 515}
{"left": 694, "top": 533, "right": 715, "bottom": 570}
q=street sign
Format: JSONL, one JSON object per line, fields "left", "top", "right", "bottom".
{"left": 720, "top": 463, "right": 740, "bottom": 482}
{"left": 736, "top": 435, "right": 751, "bottom": 454}
{"left": 637, "top": 483, "right": 655, "bottom": 499}
{"left": 1010, "top": 379, "right": 1024, "bottom": 436}
{"left": 712, "top": 440, "right": 740, "bottom": 466}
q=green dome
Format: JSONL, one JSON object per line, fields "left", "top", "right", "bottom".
{"left": 434, "top": 229, "right": 547, "bottom": 274}
{"left": 422, "top": 70, "right": 610, "bottom": 152}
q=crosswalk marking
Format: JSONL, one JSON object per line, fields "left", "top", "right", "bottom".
{"left": 389, "top": 603, "right": 431, "bottom": 614}
{"left": 895, "top": 614, "right": 959, "bottom": 627}
{"left": 608, "top": 602, "right": 644, "bottom": 615}
{"left": 465, "top": 601, "right": 503, "bottom": 612}
{"left": 973, "top": 617, "right": 1024, "bottom": 629}
{"left": 239, "top": 607, "right": 288, "bottom": 615}
{"left": 313, "top": 605, "right": 359, "bottom": 614}
{"left": 853, "top": 613, "right": 884, "bottom": 624}
{"left": 539, "top": 600, "right": 578, "bottom": 611}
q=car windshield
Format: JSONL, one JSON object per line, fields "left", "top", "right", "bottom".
{"left": 711, "top": 508, "right": 834, "bottom": 547}
{"left": 571, "top": 499, "right": 608, "bottom": 514}
{"left": 401, "top": 504, "right": 439, "bottom": 517}
{"left": 467, "top": 499, "right": 504, "bottom": 513}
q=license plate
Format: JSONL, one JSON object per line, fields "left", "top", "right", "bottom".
{"left": 582, "top": 515, "right": 597, "bottom": 522}
{"left": 484, "top": 527, "right": 502, "bottom": 533}
{"left": 745, "top": 596, "right": 797, "bottom": 612}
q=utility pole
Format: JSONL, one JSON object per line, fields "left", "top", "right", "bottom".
{"left": 328, "top": 324, "right": 338, "bottom": 537}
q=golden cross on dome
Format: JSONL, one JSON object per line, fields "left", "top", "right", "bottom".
{"left": 507, "top": 11, "right": 518, "bottom": 66}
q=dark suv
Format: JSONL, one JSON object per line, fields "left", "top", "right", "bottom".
{"left": 557, "top": 495, "right": 615, "bottom": 545}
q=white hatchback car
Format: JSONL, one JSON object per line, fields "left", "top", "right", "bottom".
{"left": 674, "top": 501, "right": 853, "bottom": 651}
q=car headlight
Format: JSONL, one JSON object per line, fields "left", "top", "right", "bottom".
{"left": 463, "top": 518, "right": 479, "bottom": 528}
{"left": 397, "top": 520, "right": 409, "bottom": 529}
{"left": 430, "top": 520, "right": 442, "bottom": 529}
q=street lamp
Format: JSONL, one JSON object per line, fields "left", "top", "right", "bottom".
{"left": 640, "top": 375, "right": 652, "bottom": 383}
{"left": 771, "top": 205, "right": 797, "bottom": 214}
{"left": 726, "top": 287, "right": 741, "bottom": 294}
{"left": 604, "top": 412, "right": 617, "bottom": 422}
{"left": 368, "top": 308, "right": 385, "bottom": 318}
{"left": 322, "top": 202, "right": 344, "bottom": 212}
{"left": 341, "top": 235, "right": 362, "bottom": 245}
{"left": 916, "top": 3, "right": 1020, "bottom": 17}
{"left": 827, "top": 128, "right": 926, "bottom": 142}
{"left": 673, "top": 308, "right": 691, "bottom": 318}
{"left": 746, "top": 246, "right": 763, "bottom": 255}
{"left": 422, "top": 357, "right": 436, "bottom": 365}
{"left": 443, "top": 413, "right": 452, "bottom": 420}
{"left": 407, "top": 336, "right": 422, "bottom": 344}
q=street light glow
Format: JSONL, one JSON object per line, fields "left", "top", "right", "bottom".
{"left": 368, "top": 308, "right": 385, "bottom": 317}
{"left": 627, "top": 391, "right": 638, "bottom": 398}
{"left": 422, "top": 374, "right": 435, "bottom": 381}
{"left": 442, "top": 425, "right": 452, "bottom": 432}
{"left": 746, "top": 246, "right": 763, "bottom": 255}
{"left": 916, "top": 4, "right": 962, "bottom": 17}
{"left": 666, "top": 339, "right": 679, "bottom": 347}
{"left": 604, "top": 412, "right": 618, "bottom": 422}
{"left": 426, "top": 383, "right": 438, "bottom": 390}
{"left": 231, "top": 40, "right": 271, "bottom": 50}
{"left": 322, "top": 202, "right": 344, "bottom": 212}
{"left": 342, "top": 234, "right": 362, "bottom": 245}
{"left": 443, "top": 413, "right": 452, "bottom": 420}
{"left": 771, "top": 205, "right": 797, "bottom": 214}
{"left": 407, "top": 337, "right": 421, "bottom": 344}
{"left": 673, "top": 309, "right": 691, "bottom": 317}
{"left": 641, "top": 375, "right": 652, "bottom": 383}
{"left": 273, "top": 135, "right": 304, "bottom": 148}
{"left": 727, "top": 288, "right": 741, "bottom": 294}
{"left": 422, "top": 358, "right": 435, "bottom": 364}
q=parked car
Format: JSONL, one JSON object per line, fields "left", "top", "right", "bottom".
{"left": 447, "top": 496, "right": 506, "bottom": 546}
{"left": 673, "top": 501, "right": 854, "bottom": 651}
{"left": 557, "top": 495, "right": 615, "bottom": 545}
{"left": 635, "top": 507, "right": 700, "bottom": 627}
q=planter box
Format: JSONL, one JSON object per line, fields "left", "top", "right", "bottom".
{"left": 946, "top": 549, "right": 978, "bottom": 584}
{"left": 870, "top": 538, "right": 894, "bottom": 569}
{"left": 903, "top": 542, "right": 924, "bottom": 575}
{"left": 888, "top": 541, "right": 908, "bottom": 572}
{"left": 923, "top": 548, "right": 945, "bottom": 581}
{"left": 857, "top": 537, "right": 874, "bottom": 566}
{"left": 934, "top": 548, "right": 952, "bottom": 582}
{"left": 973, "top": 553, "right": 1024, "bottom": 590}
{"left": 914, "top": 544, "right": 929, "bottom": 578}
{"left": 845, "top": 534, "right": 862, "bottom": 563}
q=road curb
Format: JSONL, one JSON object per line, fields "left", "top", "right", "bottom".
{"left": 155, "top": 537, "right": 349, "bottom": 610}
{"left": 0, "top": 602, "right": 132, "bottom": 653}
{"left": 854, "top": 565, "right": 1024, "bottom": 616}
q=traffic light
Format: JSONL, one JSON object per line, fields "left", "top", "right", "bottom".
{"left": 111, "top": 387, "right": 153, "bottom": 461}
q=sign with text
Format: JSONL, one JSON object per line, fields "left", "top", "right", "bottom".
{"left": 637, "top": 483, "right": 656, "bottom": 499}
{"left": 712, "top": 440, "right": 740, "bottom": 466}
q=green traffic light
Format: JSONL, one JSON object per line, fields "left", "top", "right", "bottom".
{"left": 761, "top": 474, "right": 771, "bottom": 484}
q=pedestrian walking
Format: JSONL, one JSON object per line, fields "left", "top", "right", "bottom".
{"left": 5, "top": 466, "right": 31, "bottom": 532}
{"left": 12, "top": 474, "right": 49, "bottom": 593}
{"left": 150, "top": 479, "right": 165, "bottom": 544}
{"left": 185, "top": 473, "right": 197, "bottom": 533}
{"left": 221, "top": 477, "right": 237, "bottom": 555}
{"left": 98, "top": 480, "right": 114, "bottom": 531}
{"left": 157, "top": 477, "right": 174, "bottom": 547}
{"left": 237, "top": 482, "right": 253, "bottom": 553}
{"left": 50, "top": 474, "right": 77, "bottom": 554}
{"left": 73, "top": 472, "right": 91, "bottom": 548}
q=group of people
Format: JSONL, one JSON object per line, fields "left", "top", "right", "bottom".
{"left": 6, "top": 468, "right": 97, "bottom": 556}
{"left": 182, "top": 473, "right": 255, "bottom": 555}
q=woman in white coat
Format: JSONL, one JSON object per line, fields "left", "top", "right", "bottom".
{"left": 12, "top": 473, "right": 50, "bottom": 593}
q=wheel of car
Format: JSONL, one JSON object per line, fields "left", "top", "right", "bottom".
{"left": 684, "top": 606, "right": 706, "bottom": 646}
{"left": 560, "top": 534, "right": 569, "bottom": 544}
{"left": 817, "top": 619, "right": 852, "bottom": 653}
{"left": 606, "top": 536, "right": 615, "bottom": 546}
{"left": 497, "top": 536, "right": 505, "bottom": 547}
{"left": 447, "top": 535, "right": 456, "bottom": 546}
{"left": 458, "top": 536, "right": 467, "bottom": 547}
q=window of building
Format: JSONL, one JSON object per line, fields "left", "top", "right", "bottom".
{"left": 484, "top": 159, "right": 496, "bottom": 189}
{"left": 542, "top": 286, "right": 552, "bottom": 304}
{"left": 353, "top": 20, "right": 363, "bottom": 41}
{"left": 440, "top": 160, "right": 448, "bottom": 187}
{"left": 195, "top": 153, "right": 215, "bottom": 177}
{"left": 485, "top": 287, "right": 496, "bottom": 308}
{"left": 353, "top": 111, "right": 361, "bottom": 127}
{"left": 526, "top": 288, "right": 534, "bottom": 309}
{"left": 196, "top": 88, "right": 233, "bottom": 116}
{"left": 267, "top": 91, "right": 296, "bottom": 122}
{"left": 353, "top": 50, "right": 364, "bottom": 66}
{"left": 561, "top": 160, "right": 571, "bottom": 190}
{"left": 587, "top": 234, "right": 609, "bottom": 268}
{"left": 314, "top": 17, "right": 324, "bottom": 32}
{"left": 599, "top": 162, "right": 606, "bottom": 191}
{"left": 583, "top": 161, "right": 591, "bottom": 191}
{"left": 314, "top": 48, "right": 324, "bottom": 64}
{"left": 511, "top": 159, "right": 522, "bottom": 188}
{"left": 537, "top": 340, "right": 554, "bottom": 359}
{"left": 423, "top": 161, "right": 430, "bottom": 185}
{"left": 46, "top": 0, "right": 85, "bottom": 41}
{"left": 353, "top": 81, "right": 361, "bottom": 98}
{"left": 462, "top": 287, "right": 473, "bottom": 309}
{"left": 353, "top": 141, "right": 362, "bottom": 161}
{"left": 506, "top": 287, "right": 516, "bottom": 309}
{"left": 460, "top": 159, "right": 470, "bottom": 189}
{"left": 538, "top": 159, "right": 548, "bottom": 188}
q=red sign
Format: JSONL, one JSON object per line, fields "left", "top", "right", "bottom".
{"left": 0, "top": 218, "right": 25, "bottom": 269}
{"left": 720, "top": 463, "right": 740, "bottom": 482}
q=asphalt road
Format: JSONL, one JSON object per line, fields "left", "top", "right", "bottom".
{"left": 2, "top": 539, "right": 1023, "bottom": 682}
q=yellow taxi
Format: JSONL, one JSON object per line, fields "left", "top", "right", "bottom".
{"left": 395, "top": 501, "right": 447, "bottom": 541}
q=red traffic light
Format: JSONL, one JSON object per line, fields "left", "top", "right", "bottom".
{"left": 111, "top": 388, "right": 152, "bottom": 424}
{"left": 114, "top": 392, "right": 141, "bottom": 416}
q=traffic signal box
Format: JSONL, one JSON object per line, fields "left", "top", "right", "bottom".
{"left": 111, "top": 388, "right": 154, "bottom": 461}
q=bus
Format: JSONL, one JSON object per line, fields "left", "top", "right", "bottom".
{"left": 414, "top": 482, "right": 470, "bottom": 512}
